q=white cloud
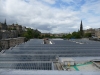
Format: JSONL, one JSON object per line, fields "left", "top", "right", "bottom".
{"left": 84, "top": 26, "right": 91, "bottom": 29}
{"left": 61, "top": 0, "right": 82, "bottom": 5}
{"left": 79, "top": 0, "right": 100, "bottom": 29}
{"left": 0, "top": 0, "right": 100, "bottom": 33}
{"left": 41, "top": 0, "right": 56, "bottom": 4}
{"left": 61, "top": 0, "right": 74, "bottom": 3}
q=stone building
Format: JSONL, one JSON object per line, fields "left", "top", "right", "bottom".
{"left": 84, "top": 28, "right": 95, "bottom": 36}
{"left": 8, "top": 24, "right": 23, "bottom": 36}
{"left": 0, "top": 20, "right": 25, "bottom": 50}
{"left": 8, "top": 24, "right": 22, "bottom": 30}
{"left": 95, "top": 28, "right": 100, "bottom": 38}
{"left": 16, "top": 24, "right": 22, "bottom": 31}
{"left": 0, "top": 20, "right": 7, "bottom": 30}
{"left": 7, "top": 24, "right": 16, "bottom": 30}
{"left": 0, "top": 20, "right": 18, "bottom": 39}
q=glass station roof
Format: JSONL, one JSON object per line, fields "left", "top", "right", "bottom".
{"left": 0, "top": 39, "right": 100, "bottom": 75}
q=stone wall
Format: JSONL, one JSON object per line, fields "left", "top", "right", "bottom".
{"left": 0, "top": 37, "right": 25, "bottom": 50}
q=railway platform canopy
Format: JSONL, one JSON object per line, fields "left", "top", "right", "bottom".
{"left": 0, "top": 39, "right": 100, "bottom": 75}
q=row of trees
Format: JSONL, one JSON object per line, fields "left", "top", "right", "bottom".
{"left": 21, "top": 29, "right": 91, "bottom": 40}
{"left": 21, "top": 28, "right": 41, "bottom": 40}
{"left": 41, "top": 34, "right": 58, "bottom": 38}
{"left": 62, "top": 31, "right": 91, "bottom": 39}
{"left": 63, "top": 20, "right": 91, "bottom": 39}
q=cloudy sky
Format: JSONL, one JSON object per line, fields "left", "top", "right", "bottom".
{"left": 0, "top": 0, "right": 100, "bottom": 33}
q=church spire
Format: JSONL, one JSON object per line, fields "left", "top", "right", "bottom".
{"left": 80, "top": 20, "right": 83, "bottom": 30}
{"left": 4, "top": 19, "right": 6, "bottom": 25}
{"left": 80, "top": 20, "right": 83, "bottom": 37}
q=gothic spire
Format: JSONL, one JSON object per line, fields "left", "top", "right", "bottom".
{"left": 80, "top": 20, "right": 83, "bottom": 31}
{"left": 4, "top": 19, "right": 6, "bottom": 25}
{"left": 80, "top": 20, "right": 83, "bottom": 37}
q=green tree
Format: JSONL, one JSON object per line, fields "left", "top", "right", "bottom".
{"left": 21, "top": 28, "right": 34, "bottom": 40}
{"left": 66, "top": 34, "right": 72, "bottom": 39}
{"left": 33, "top": 29, "right": 41, "bottom": 38}
{"left": 84, "top": 33, "right": 91, "bottom": 38}
{"left": 44, "top": 34, "right": 50, "bottom": 38}
{"left": 72, "top": 31, "right": 81, "bottom": 39}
